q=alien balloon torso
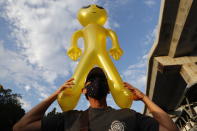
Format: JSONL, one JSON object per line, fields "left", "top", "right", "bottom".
{"left": 57, "top": 5, "right": 133, "bottom": 111}
{"left": 83, "top": 24, "right": 108, "bottom": 52}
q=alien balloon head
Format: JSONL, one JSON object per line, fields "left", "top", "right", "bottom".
{"left": 77, "top": 4, "right": 108, "bottom": 26}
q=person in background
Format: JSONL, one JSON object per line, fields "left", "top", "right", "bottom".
{"left": 13, "top": 67, "right": 178, "bottom": 131}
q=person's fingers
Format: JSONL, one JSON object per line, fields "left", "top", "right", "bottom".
{"left": 62, "top": 81, "right": 74, "bottom": 87}
{"left": 123, "top": 83, "right": 131, "bottom": 89}
{"left": 127, "top": 88, "right": 135, "bottom": 92}
{"left": 85, "top": 81, "right": 91, "bottom": 86}
{"left": 123, "top": 82, "right": 131, "bottom": 86}
{"left": 67, "top": 78, "right": 74, "bottom": 82}
{"left": 124, "top": 82, "right": 136, "bottom": 90}
{"left": 59, "top": 79, "right": 75, "bottom": 91}
{"left": 124, "top": 86, "right": 135, "bottom": 93}
{"left": 123, "top": 82, "right": 134, "bottom": 89}
{"left": 61, "top": 84, "right": 72, "bottom": 90}
{"left": 65, "top": 82, "right": 75, "bottom": 86}
{"left": 123, "top": 82, "right": 133, "bottom": 87}
{"left": 133, "top": 95, "right": 138, "bottom": 100}
{"left": 62, "top": 83, "right": 74, "bottom": 89}
{"left": 123, "top": 83, "right": 130, "bottom": 88}
{"left": 65, "top": 81, "right": 75, "bottom": 85}
{"left": 60, "top": 86, "right": 66, "bottom": 90}
{"left": 63, "top": 79, "right": 75, "bottom": 86}
{"left": 123, "top": 82, "right": 128, "bottom": 86}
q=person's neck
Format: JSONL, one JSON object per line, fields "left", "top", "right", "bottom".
{"left": 88, "top": 97, "right": 107, "bottom": 109}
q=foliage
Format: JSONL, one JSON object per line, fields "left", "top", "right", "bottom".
{"left": 0, "top": 85, "right": 25, "bottom": 131}
{"left": 46, "top": 107, "right": 60, "bottom": 117}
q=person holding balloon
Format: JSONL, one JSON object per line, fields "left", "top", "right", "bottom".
{"left": 13, "top": 4, "right": 178, "bottom": 131}
{"left": 13, "top": 68, "right": 178, "bottom": 131}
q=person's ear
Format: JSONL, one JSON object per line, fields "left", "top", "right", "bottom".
{"left": 82, "top": 88, "right": 87, "bottom": 94}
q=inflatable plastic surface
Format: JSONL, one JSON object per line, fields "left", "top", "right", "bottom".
{"left": 58, "top": 4, "right": 133, "bottom": 111}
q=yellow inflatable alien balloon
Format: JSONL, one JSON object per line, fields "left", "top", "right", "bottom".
{"left": 58, "top": 4, "right": 133, "bottom": 111}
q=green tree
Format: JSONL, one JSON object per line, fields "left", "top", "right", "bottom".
{"left": 0, "top": 85, "right": 25, "bottom": 131}
{"left": 46, "top": 107, "right": 60, "bottom": 117}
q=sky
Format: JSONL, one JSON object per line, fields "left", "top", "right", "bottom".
{"left": 0, "top": 0, "right": 161, "bottom": 113}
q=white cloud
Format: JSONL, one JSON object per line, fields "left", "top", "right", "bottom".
{"left": 122, "top": 54, "right": 148, "bottom": 92}
{"left": 113, "top": 22, "right": 120, "bottom": 28}
{"left": 0, "top": 0, "right": 93, "bottom": 102}
{"left": 2, "top": 0, "right": 97, "bottom": 77}
{"left": 99, "top": 0, "right": 129, "bottom": 8}
{"left": 144, "top": 0, "right": 156, "bottom": 7}
{"left": 0, "top": 40, "right": 41, "bottom": 84}
{"left": 0, "top": 41, "right": 53, "bottom": 101}
{"left": 144, "top": 26, "right": 157, "bottom": 45}
{"left": 40, "top": 92, "right": 49, "bottom": 99}
{"left": 24, "top": 85, "right": 31, "bottom": 91}
{"left": 42, "top": 71, "right": 57, "bottom": 84}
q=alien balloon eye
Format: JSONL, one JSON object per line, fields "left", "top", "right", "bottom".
{"left": 82, "top": 5, "right": 91, "bottom": 9}
{"left": 96, "top": 5, "right": 104, "bottom": 9}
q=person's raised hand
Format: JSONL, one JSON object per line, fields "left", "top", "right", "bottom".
{"left": 124, "top": 82, "right": 145, "bottom": 101}
{"left": 55, "top": 78, "right": 75, "bottom": 95}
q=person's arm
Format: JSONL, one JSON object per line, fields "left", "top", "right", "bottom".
{"left": 13, "top": 78, "right": 75, "bottom": 131}
{"left": 124, "top": 82, "right": 179, "bottom": 131}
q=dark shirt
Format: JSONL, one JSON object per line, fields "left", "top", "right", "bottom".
{"left": 42, "top": 107, "right": 159, "bottom": 131}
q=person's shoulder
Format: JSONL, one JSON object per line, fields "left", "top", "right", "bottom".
{"left": 63, "top": 110, "right": 83, "bottom": 113}
{"left": 116, "top": 108, "right": 136, "bottom": 114}
{"left": 107, "top": 107, "right": 137, "bottom": 116}
{"left": 61, "top": 110, "right": 84, "bottom": 122}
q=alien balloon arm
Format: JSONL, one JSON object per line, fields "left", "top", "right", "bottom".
{"left": 107, "top": 29, "right": 123, "bottom": 60}
{"left": 67, "top": 30, "right": 83, "bottom": 61}
{"left": 71, "top": 30, "right": 83, "bottom": 48}
{"left": 107, "top": 29, "right": 121, "bottom": 48}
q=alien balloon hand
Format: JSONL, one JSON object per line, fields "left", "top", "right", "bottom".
{"left": 67, "top": 47, "right": 82, "bottom": 61}
{"left": 109, "top": 47, "right": 123, "bottom": 60}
